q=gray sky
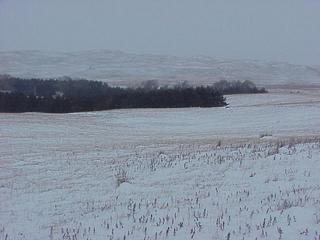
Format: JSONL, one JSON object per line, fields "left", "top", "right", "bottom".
{"left": 0, "top": 0, "right": 319, "bottom": 64}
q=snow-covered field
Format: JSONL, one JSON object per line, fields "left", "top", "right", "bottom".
{"left": 1, "top": 90, "right": 320, "bottom": 240}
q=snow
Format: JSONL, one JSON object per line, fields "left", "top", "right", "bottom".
{"left": 0, "top": 50, "right": 320, "bottom": 87}
{"left": 0, "top": 89, "right": 320, "bottom": 240}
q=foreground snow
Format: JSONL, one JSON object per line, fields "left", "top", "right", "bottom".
{"left": 1, "top": 139, "right": 320, "bottom": 240}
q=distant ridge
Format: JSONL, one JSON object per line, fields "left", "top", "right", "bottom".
{"left": 0, "top": 50, "right": 319, "bottom": 87}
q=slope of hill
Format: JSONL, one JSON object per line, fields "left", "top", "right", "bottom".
{"left": 0, "top": 50, "right": 319, "bottom": 87}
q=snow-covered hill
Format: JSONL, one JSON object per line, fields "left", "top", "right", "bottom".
{"left": 0, "top": 50, "right": 319, "bottom": 87}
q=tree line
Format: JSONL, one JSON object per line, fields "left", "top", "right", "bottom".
{"left": 0, "top": 76, "right": 229, "bottom": 113}
{"left": 212, "top": 80, "right": 267, "bottom": 94}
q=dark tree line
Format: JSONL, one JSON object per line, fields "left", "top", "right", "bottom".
{"left": 212, "top": 80, "right": 267, "bottom": 94}
{"left": 0, "top": 76, "right": 227, "bottom": 113}
{"left": 0, "top": 75, "right": 110, "bottom": 98}
{"left": 138, "top": 79, "right": 266, "bottom": 94}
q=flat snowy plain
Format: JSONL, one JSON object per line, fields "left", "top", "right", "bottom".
{"left": 1, "top": 89, "right": 320, "bottom": 240}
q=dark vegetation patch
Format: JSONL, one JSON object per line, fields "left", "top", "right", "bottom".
{"left": 0, "top": 76, "right": 266, "bottom": 113}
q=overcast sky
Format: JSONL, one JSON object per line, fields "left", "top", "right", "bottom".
{"left": 0, "top": 0, "right": 319, "bottom": 64}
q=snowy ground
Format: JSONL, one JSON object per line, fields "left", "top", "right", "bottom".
{"left": 0, "top": 89, "right": 320, "bottom": 240}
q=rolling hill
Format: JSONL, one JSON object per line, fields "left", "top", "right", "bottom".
{"left": 0, "top": 50, "right": 319, "bottom": 87}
